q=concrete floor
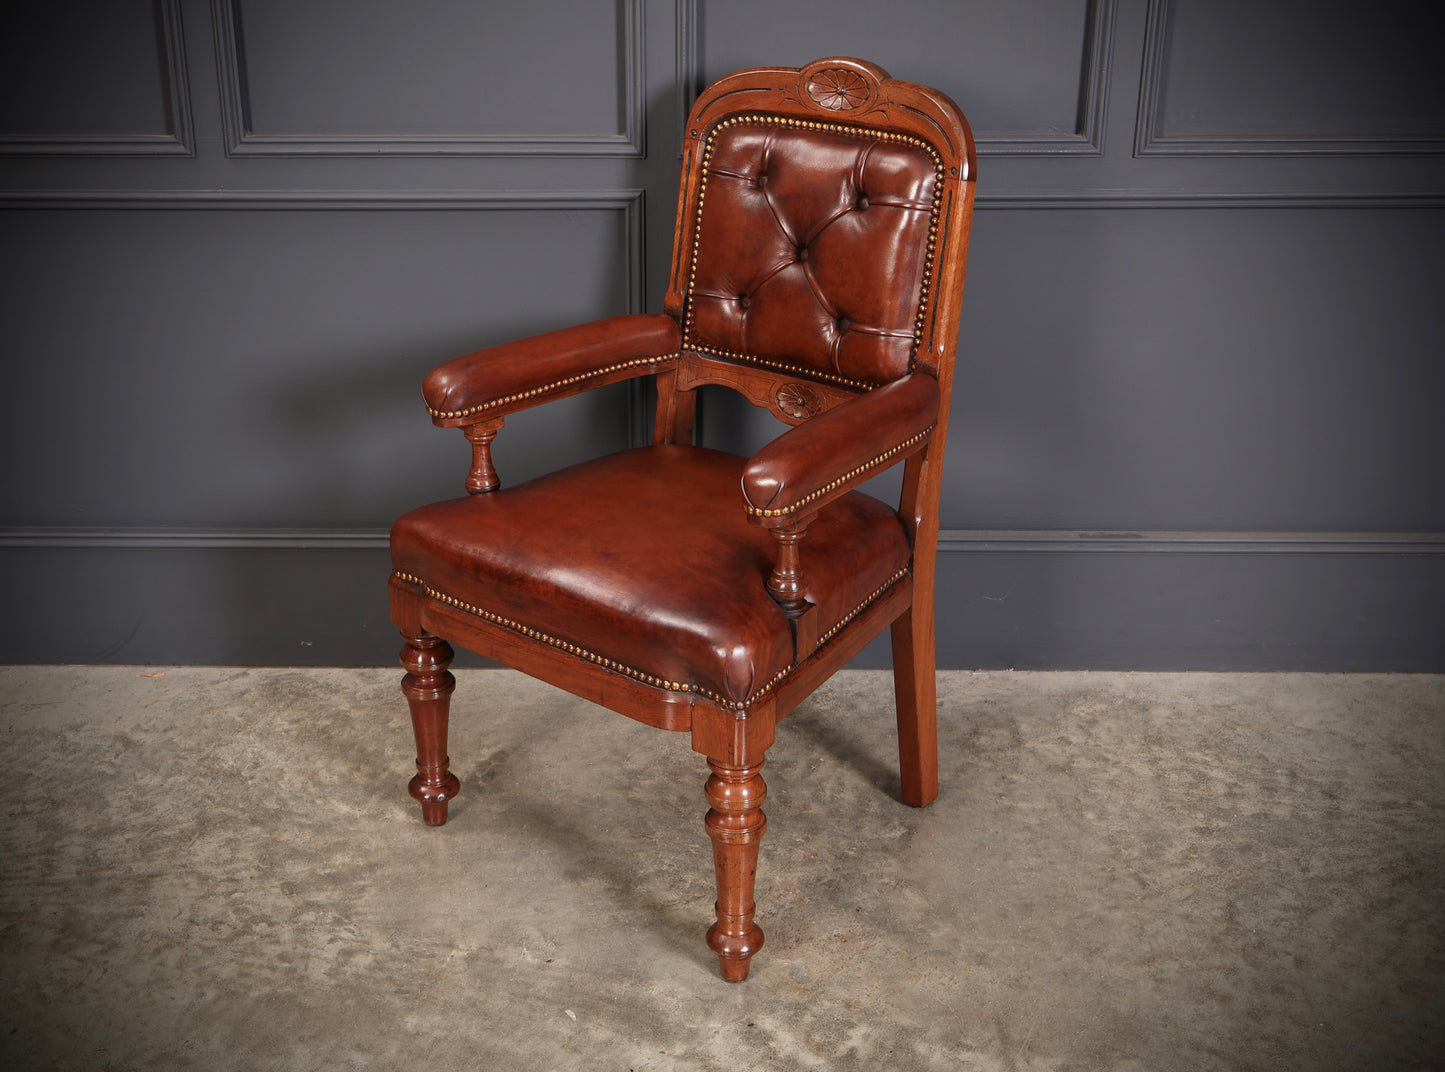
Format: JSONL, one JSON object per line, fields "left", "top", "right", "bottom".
{"left": 0, "top": 667, "right": 1441, "bottom": 1071}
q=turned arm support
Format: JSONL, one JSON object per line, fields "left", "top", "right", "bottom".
{"left": 422, "top": 313, "right": 682, "bottom": 428}
{"left": 422, "top": 313, "right": 681, "bottom": 494}
{"left": 741, "top": 373, "right": 941, "bottom": 527}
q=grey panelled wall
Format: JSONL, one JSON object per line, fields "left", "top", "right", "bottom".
{"left": 1, "top": 0, "right": 1442, "bottom": 669}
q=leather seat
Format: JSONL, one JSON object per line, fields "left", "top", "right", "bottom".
{"left": 392, "top": 445, "right": 912, "bottom": 711}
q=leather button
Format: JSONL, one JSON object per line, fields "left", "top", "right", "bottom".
{"left": 756, "top": 173, "right": 769, "bottom": 188}
{"left": 738, "top": 295, "right": 751, "bottom": 309}
{"left": 856, "top": 195, "right": 869, "bottom": 210}
{"left": 797, "top": 247, "right": 810, "bottom": 262}
{"left": 836, "top": 317, "right": 850, "bottom": 333}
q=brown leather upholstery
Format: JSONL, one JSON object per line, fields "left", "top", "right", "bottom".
{"left": 684, "top": 120, "right": 941, "bottom": 388}
{"left": 385, "top": 57, "right": 976, "bottom": 982}
{"left": 392, "top": 446, "right": 911, "bottom": 709}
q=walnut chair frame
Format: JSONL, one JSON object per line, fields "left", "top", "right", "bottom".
{"left": 388, "top": 58, "right": 976, "bottom": 981}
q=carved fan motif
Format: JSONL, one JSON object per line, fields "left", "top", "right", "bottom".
{"left": 806, "top": 69, "right": 869, "bottom": 111}
{"left": 775, "top": 382, "right": 824, "bottom": 419}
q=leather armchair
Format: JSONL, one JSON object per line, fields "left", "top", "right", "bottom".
{"left": 387, "top": 57, "right": 977, "bottom": 981}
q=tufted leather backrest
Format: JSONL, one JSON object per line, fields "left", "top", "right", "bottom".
{"left": 684, "top": 119, "right": 942, "bottom": 389}
{"left": 668, "top": 59, "right": 975, "bottom": 400}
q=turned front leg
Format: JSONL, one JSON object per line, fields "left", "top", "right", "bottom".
{"left": 704, "top": 759, "right": 767, "bottom": 981}
{"left": 400, "top": 631, "right": 460, "bottom": 825}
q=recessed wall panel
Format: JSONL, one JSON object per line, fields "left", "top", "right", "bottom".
{"left": 0, "top": 0, "right": 189, "bottom": 153}
{"left": 697, "top": 0, "right": 1107, "bottom": 152}
{"left": 0, "top": 202, "right": 634, "bottom": 529}
{"left": 221, "top": 0, "right": 640, "bottom": 153}
{"left": 1139, "top": 0, "right": 1445, "bottom": 153}
{"left": 947, "top": 206, "right": 1445, "bottom": 530}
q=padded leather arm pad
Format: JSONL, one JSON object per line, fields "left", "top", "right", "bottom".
{"left": 742, "top": 373, "right": 941, "bottom": 524}
{"left": 423, "top": 314, "right": 682, "bottom": 426}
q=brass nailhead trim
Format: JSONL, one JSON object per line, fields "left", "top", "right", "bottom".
{"left": 393, "top": 570, "right": 771, "bottom": 711}
{"left": 689, "top": 344, "right": 877, "bottom": 391}
{"left": 816, "top": 567, "right": 910, "bottom": 649}
{"left": 745, "top": 423, "right": 936, "bottom": 518}
{"left": 427, "top": 353, "right": 681, "bottom": 421}
{"left": 392, "top": 566, "right": 910, "bottom": 711}
{"left": 683, "top": 114, "right": 946, "bottom": 378}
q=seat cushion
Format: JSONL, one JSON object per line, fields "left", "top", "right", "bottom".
{"left": 390, "top": 445, "right": 911, "bottom": 709}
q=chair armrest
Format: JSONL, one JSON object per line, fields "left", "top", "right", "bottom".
{"left": 423, "top": 314, "right": 682, "bottom": 427}
{"left": 742, "top": 373, "right": 941, "bottom": 525}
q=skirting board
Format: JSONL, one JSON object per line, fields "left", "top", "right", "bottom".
{"left": 1, "top": 532, "right": 1441, "bottom": 670}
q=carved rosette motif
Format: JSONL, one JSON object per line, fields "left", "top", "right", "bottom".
{"left": 806, "top": 69, "right": 870, "bottom": 111}
{"left": 775, "top": 382, "right": 824, "bottom": 420}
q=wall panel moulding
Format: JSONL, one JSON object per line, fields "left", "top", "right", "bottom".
{"left": 212, "top": 0, "right": 645, "bottom": 156}
{"left": 1135, "top": 0, "right": 1445, "bottom": 157}
{"left": 0, "top": 0, "right": 193, "bottom": 156}
{"left": 677, "top": 0, "right": 1114, "bottom": 157}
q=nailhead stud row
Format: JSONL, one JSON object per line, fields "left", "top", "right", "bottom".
{"left": 427, "top": 353, "right": 680, "bottom": 421}
{"left": 393, "top": 566, "right": 910, "bottom": 711}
